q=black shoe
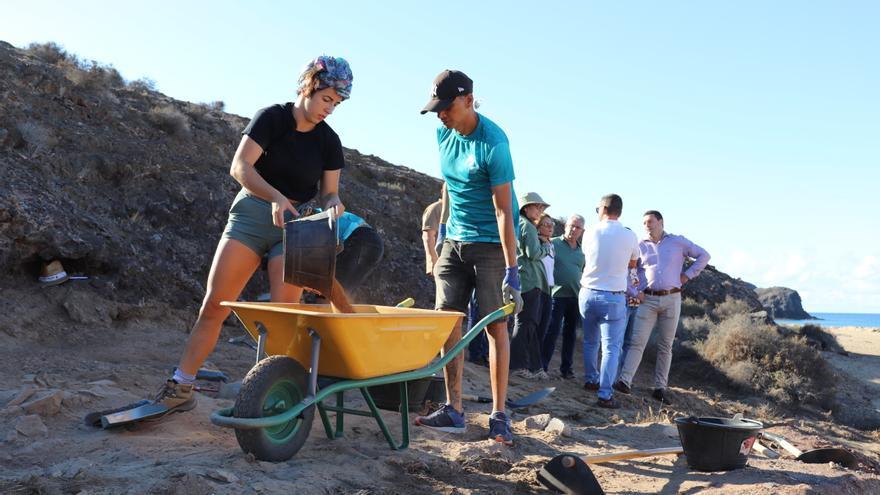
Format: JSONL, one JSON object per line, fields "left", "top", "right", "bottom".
{"left": 560, "top": 370, "right": 575, "bottom": 380}
{"left": 583, "top": 382, "right": 599, "bottom": 391}
{"left": 652, "top": 388, "right": 673, "bottom": 405}
{"left": 596, "top": 397, "right": 620, "bottom": 409}
{"left": 612, "top": 381, "right": 631, "bottom": 394}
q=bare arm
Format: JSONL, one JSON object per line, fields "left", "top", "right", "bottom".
{"left": 319, "top": 169, "right": 345, "bottom": 216}
{"left": 491, "top": 182, "right": 517, "bottom": 268}
{"left": 229, "top": 135, "right": 298, "bottom": 227}
{"left": 422, "top": 229, "right": 438, "bottom": 274}
{"left": 439, "top": 182, "right": 449, "bottom": 224}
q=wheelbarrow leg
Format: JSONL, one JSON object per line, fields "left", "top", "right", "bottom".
{"left": 255, "top": 321, "right": 268, "bottom": 366}
{"left": 306, "top": 328, "right": 321, "bottom": 398}
{"left": 359, "top": 383, "right": 409, "bottom": 450}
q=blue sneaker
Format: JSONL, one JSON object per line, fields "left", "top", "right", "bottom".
{"left": 414, "top": 404, "right": 466, "bottom": 433}
{"left": 488, "top": 411, "right": 513, "bottom": 445}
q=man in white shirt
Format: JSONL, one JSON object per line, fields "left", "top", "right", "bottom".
{"left": 579, "top": 194, "right": 639, "bottom": 408}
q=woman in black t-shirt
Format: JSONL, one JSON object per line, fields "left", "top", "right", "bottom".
{"left": 154, "top": 56, "right": 354, "bottom": 411}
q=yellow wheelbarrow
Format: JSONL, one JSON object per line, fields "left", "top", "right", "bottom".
{"left": 210, "top": 300, "right": 514, "bottom": 461}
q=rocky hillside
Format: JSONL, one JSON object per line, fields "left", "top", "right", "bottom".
{"left": 0, "top": 41, "right": 440, "bottom": 320}
{"left": 755, "top": 286, "right": 814, "bottom": 320}
{"left": 1, "top": 40, "right": 762, "bottom": 335}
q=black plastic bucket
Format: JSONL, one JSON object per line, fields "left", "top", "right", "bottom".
{"left": 674, "top": 416, "right": 763, "bottom": 471}
{"left": 368, "top": 377, "right": 435, "bottom": 412}
{"left": 283, "top": 209, "right": 339, "bottom": 297}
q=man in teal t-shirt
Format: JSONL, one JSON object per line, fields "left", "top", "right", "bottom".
{"left": 414, "top": 70, "right": 521, "bottom": 446}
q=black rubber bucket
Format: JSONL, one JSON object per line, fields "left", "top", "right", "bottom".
{"left": 674, "top": 416, "right": 763, "bottom": 471}
{"left": 283, "top": 209, "right": 339, "bottom": 297}
{"left": 368, "top": 377, "right": 434, "bottom": 412}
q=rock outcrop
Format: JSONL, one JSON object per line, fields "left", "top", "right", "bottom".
{"left": 755, "top": 286, "right": 813, "bottom": 320}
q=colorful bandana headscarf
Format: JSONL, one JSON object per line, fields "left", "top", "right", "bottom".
{"left": 298, "top": 55, "right": 353, "bottom": 100}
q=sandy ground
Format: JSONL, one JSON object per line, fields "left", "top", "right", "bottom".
{"left": 1, "top": 288, "right": 879, "bottom": 494}
{"left": 824, "top": 326, "right": 880, "bottom": 413}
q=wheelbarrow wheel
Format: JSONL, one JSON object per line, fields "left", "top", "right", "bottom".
{"left": 233, "top": 355, "right": 314, "bottom": 461}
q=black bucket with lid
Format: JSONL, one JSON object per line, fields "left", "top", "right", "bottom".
{"left": 283, "top": 209, "right": 339, "bottom": 298}
{"left": 674, "top": 415, "right": 763, "bottom": 471}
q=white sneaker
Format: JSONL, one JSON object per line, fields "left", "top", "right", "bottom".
{"left": 532, "top": 370, "right": 550, "bottom": 380}
{"left": 513, "top": 369, "right": 534, "bottom": 379}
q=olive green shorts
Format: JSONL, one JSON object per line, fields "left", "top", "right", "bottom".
{"left": 221, "top": 190, "right": 288, "bottom": 259}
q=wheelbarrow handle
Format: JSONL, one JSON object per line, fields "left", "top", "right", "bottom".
{"left": 499, "top": 303, "right": 515, "bottom": 316}
{"left": 395, "top": 298, "right": 415, "bottom": 308}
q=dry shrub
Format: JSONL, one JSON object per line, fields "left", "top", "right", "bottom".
{"left": 26, "top": 42, "right": 69, "bottom": 64}
{"left": 129, "top": 77, "right": 157, "bottom": 92}
{"left": 680, "top": 297, "right": 710, "bottom": 318}
{"left": 84, "top": 61, "right": 124, "bottom": 88}
{"left": 148, "top": 105, "right": 190, "bottom": 136}
{"left": 678, "top": 315, "right": 714, "bottom": 342}
{"left": 61, "top": 60, "right": 124, "bottom": 89}
{"left": 697, "top": 314, "right": 836, "bottom": 409}
{"left": 797, "top": 324, "right": 846, "bottom": 354}
{"left": 712, "top": 296, "right": 752, "bottom": 320}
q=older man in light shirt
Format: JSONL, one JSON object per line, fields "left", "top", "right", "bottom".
{"left": 614, "top": 210, "right": 710, "bottom": 405}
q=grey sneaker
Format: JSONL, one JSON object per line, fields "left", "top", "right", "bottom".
{"left": 489, "top": 411, "right": 513, "bottom": 445}
{"left": 153, "top": 380, "right": 196, "bottom": 413}
{"left": 414, "top": 404, "right": 466, "bottom": 433}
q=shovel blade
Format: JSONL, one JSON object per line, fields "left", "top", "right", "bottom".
{"left": 101, "top": 403, "right": 170, "bottom": 428}
{"left": 798, "top": 448, "right": 859, "bottom": 469}
{"left": 507, "top": 387, "right": 555, "bottom": 409}
{"left": 537, "top": 454, "right": 605, "bottom": 495}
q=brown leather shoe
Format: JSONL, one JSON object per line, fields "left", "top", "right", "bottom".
{"left": 583, "top": 382, "right": 599, "bottom": 391}
{"left": 596, "top": 397, "right": 620, "bottom": 409}
{"left": 612, "top": 381, "right": 631, "bottom": 394}
{"left": 652, "top": 388, "right": 673, "bottom": 405}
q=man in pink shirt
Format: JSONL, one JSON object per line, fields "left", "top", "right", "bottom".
{"left": 614, "top": 210, "right": 710, "bottom": 405}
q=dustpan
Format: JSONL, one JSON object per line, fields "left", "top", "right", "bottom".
{"left": 283, "top": 208, "right": 339, "bottom": 298}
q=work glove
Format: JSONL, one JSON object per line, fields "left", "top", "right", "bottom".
{"left": 435, "top": 224, "right": 446, "bottom": 257}
{"left": 502, "top": 266, "right": 523, "bottom": 314}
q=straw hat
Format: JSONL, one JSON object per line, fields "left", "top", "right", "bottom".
{"left": 39, "top": 260, "right": 69, "bottom": 286}
{"left": 518, "top": 192, "right": 550, "bottom": 209}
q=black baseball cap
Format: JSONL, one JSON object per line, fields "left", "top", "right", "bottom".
{"left": 420, "top": 70, "right": 473, "bottom": 114}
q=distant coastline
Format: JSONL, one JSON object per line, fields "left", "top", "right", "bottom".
{"left": 776, "top": 312, "right": 880, "bottom": 329}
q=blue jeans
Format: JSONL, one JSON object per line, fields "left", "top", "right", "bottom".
{"left": 579, "top": 288, "right": 627, "bottom": 400}
{"left": 616, "top": 305, "right": 640, "bottom": 380}
{"left": 541, "top": 296, "right": 580, "bottom": 374}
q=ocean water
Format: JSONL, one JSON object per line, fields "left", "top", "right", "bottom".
{"left": 776, "top": 312, "right": 880, "bottom": 329}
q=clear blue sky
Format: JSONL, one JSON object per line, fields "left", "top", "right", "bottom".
{"left": 4, "top": 1, "right": 879, "bottom": 313}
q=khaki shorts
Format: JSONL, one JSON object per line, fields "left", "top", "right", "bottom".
{"left": 434, "top": 240, "right": 507, "bottom": 322}
{"left": 221, "top": 190, "right": 288, "bottom": 258}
